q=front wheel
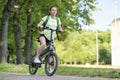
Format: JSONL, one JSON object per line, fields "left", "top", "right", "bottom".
{"left": 29, "top": 55, "right": 39, "bottom": 75}
{"left": 45, "top": 52, "right": 58, "bottom": 76}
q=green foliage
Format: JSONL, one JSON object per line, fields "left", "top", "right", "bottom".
{"left": 55, "top": 30, "right": 111, "bottom": 65}
{"left": 0, "top": 0, "right": 8, "bottom": 33}
{"left": 99, "top": 44, "right": 111, "bottom": 64}
{"left": 98, "top": 30, "right": 111, "bottom": 64}
{"left": 0, "top": 0, "right": 110, "bottom": 65}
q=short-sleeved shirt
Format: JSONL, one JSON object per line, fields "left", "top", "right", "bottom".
{"left": 41, "top": 16, "right": 61, "bottom": 40}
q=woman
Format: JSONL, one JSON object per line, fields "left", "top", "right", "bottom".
{"left": 34, "top": 6, "right": 64, "bottom": 63}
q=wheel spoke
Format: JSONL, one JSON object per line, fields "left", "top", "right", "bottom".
{"left": 45, "top": 53, "right": 58, "bottom": 76}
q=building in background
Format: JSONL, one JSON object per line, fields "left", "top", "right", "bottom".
{"left": 111, "top": 18, "right": 120, "bottom": 66}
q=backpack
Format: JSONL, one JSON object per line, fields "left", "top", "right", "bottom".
{"left": 43, "top": 15, "right": 60, "bottom": 40}
{"left": 43, "top": 15, "right": 59, "bottom": 29}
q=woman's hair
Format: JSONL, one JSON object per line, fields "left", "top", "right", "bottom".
{"left": 49, "top": 6, "right": 57, "bottom": 10}
{"left": 48, "top": 6, "right": 57, "bottom": 15}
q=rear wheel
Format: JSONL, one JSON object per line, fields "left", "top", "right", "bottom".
{"left": 45, "top": 52, "right": 58, "bottom": 76}
{"left": 29, "top": 55, "right": 39, "bottom": 75}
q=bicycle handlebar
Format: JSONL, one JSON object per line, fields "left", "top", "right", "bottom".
{"left": 43, "top": 26, "right": 64, "bottom": 33}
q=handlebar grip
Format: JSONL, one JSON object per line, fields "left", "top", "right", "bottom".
{"left": 43, "top": 27, "right": 49, "bottom": 29}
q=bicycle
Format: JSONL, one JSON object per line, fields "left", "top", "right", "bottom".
{"left": 29, "top": 27, "right": 62, "bottom": 76}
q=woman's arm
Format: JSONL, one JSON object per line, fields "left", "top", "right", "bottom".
{"left": 37, "top": 19, "right": 44, "bottom": 29}
{"left": 58, "top": 25, "right": 64, "bottom": 32}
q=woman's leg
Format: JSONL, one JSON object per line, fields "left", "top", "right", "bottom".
{"left": 34, "top": 36, "right": 46, "bottom": 63}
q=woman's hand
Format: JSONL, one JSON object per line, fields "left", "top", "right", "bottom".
{"left": 37, "top": 24, "right": 44, "bottom": 30}
{"left": 59, "top": 29, "right": 64, "bottom": 33}
{"left": 37, "top": 20, "right": 44, "bottom": 30}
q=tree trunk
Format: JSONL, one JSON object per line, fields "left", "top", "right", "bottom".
{"left": 24, "top": 8, "right": 32, "bottom": 64}
{"left": 0, "top": 0, "right": 13, "bottom": 63}
{"left": 13, "top": 2, "right": 24, "bottom": 64}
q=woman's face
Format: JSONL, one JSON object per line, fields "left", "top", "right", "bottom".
{"left": 49, "top": 7, "right": 57, "bottom": 16}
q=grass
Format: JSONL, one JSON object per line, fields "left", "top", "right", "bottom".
{"left": 57, "top": 66, "right": 120, "bottom": 78}
{"left": 0, "top": 63, "right": 28, "bottom": 73}
{"left": 0, "top": 78, "right": 3, "bottom": 80}
{"left": 0, "top": 63, "right": 120, "bottom": 78}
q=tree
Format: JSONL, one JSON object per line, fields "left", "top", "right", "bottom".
{"left": 13, "top": 0, "right": 28, "bottom": 64}
{"left": 0, "top": 0, "right": 13, "bottom": 63}
{"left": 55, "top": 30, "right": 111, "bottom": 65}
{"left": 24, "top": 8, "right": 32, "bottom": 64}
{"left": 13, "top": 1, "right": 24, "bottom": 64}
{"left": 98, "top": 30, "right": 111, "bottom": 64}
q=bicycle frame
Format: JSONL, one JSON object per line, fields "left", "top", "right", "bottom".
{"left": 39, "top": 27, "right": 57, "bottom": 59}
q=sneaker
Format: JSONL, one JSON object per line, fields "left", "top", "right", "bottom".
{"left": 34, "top": 57, "right": 41, "bottom": 63}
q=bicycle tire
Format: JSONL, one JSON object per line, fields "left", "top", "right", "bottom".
{"left": 29, "top": 55, "right": 39, "bottom": 75}
{"left": 45, "top": 52, "right": 58, "bottom": 76}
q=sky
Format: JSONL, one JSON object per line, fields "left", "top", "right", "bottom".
{"left": 83, "top": 0, "right": 120, "bottom": 31}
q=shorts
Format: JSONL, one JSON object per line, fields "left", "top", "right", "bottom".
{"left": 38, "top": 34, "right": 50, "bottom": 43}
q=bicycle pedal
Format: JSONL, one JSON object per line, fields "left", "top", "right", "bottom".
{"left": 38, "top": 64, "right": 41, "bottom": 67}
{"left": 31, "top": 63, "right": 37, "bottom": 67}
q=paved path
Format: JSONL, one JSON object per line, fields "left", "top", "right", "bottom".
{"left": 0, "top": 72, "right": 119, "bottom": 80}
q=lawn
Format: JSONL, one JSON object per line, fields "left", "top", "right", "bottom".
{"left": 0, "top": 63, "right": 120, "bottom": 78}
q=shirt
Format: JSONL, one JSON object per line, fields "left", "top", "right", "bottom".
{"left": 41, "top": 16, "right": 61, "bottom": 40}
